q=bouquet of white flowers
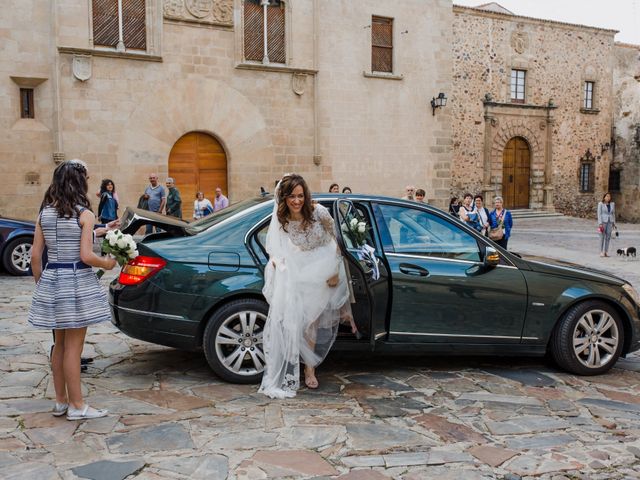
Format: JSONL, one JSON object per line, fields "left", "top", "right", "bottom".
{"left": 345, "top": 217, "right": 368, "bottom": 248}
{"left": 342, "top": 215, "right": 380, "bottom": 281}
{"left": 96, "top": 229, "right": 138, "bottom": 279}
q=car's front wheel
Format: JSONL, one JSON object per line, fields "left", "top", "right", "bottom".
{"left": 551, "top": 300, "right": 624, "bottom": 375}
{"left": 2, "top": 237, "right": 33, "bottom": 276}
{"left": 203, "top": 298, "right": 268, "bottom": 384}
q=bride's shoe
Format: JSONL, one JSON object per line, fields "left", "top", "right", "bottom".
{"left": 304, "top": 366, "right": 319, "bottom": 389}
{"left": 345, "top": 315, "right": 363, "bottom": 340}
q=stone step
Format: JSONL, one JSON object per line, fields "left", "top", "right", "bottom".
{"left": 510, "top": 209, "right": 565, "bottom": 219}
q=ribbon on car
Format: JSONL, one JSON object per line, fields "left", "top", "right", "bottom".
{"left": 358, "top": 244, "right": 380, "bottom": 281}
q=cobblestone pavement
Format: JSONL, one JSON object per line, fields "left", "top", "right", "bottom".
{"left": 1, "top": 216, "right": 640, "bottom": 479}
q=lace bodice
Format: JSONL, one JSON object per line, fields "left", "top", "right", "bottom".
{"left": 286, "top": 204, "right": 335, "bottom": 251}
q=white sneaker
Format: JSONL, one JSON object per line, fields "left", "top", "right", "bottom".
{"left": 66, "top": 404, "right": 108, "bottom": 421}
{"left": 52, "top": 402, "right": 68, "bottom": 417}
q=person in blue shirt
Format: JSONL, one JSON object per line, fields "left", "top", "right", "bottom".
{"left": 488, "top": 196, "right": 513, "bottom": 249}
{"left": 142, "top": 173, "right": 166, "bottom": 233}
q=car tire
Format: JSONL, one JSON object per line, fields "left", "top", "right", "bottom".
{"left": 551, "top": 300, "right": 624, "bottom": 376}
{"left": 203, "top": 298, "right": 269, "bottom": 384}
{"left": 2, "top": 237, "right": 33, "bottom": 276}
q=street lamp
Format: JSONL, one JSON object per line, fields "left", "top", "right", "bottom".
{"left": 431, "top": 92, "right": 447, "bottom": 116}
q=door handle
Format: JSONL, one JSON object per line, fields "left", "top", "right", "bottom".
{"left": 399, "top": 263, "right": 429, "bottom": 276}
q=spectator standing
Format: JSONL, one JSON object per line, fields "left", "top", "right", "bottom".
{"left": 458, "top": 193, "right": 481, "bottom": 231}
{"left": 97, "top": 179, "right": 118, "bottom": 224}
{"left": 489, "top": 196, "right": 513, "bottom": 249}
{"left": 402, "top": 186, "right": 415, "bottom": 200}
{"left": 143, "top": 173, "right": 166, "bottom": 234}
{"left": 213, "top": 187, "right": 229, "bottom": 212}
{"left": 165, "top": 177, "right": 182, "bottom": 219}
{"left": 193, "top": 191, "right": 214, "bottom": 220}
{"left": 342, "top": 186, "right": 352, "bottom": 194}
{"left": 474, "top": 194, "right": 490, "bottom": 236}
{"left": 597, "top": 192, "right": 616, "bottom": 257}
{"left": 448, "top": 197, "right": 460, "bottom": 217}
{"left": 415, "top": 189, "right": 426, "bottom": 203}
{"left": 329, "top": 183, "right": 340, "bottom": 193}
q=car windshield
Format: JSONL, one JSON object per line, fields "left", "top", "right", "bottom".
{"left": 188, "top": 195, "right": 272, "bottom": 233}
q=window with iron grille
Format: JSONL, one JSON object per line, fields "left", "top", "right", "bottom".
{"left": 510, "top": 69, "right": 526, "bottom": 103}
{"left": 243, "top": 0, "right": 286, "bottom": 64}
{"left": 608, "top": 168, "right": 621, "bottom": 192}
{"left": 20, "top": 88, "right": 34, "bottom": 119}
{"left": 583, "top": 81, "right": 595, "bottom": 109}
{"left": 372, "top": 16, "right": 393, "bottom": 73}
{"left": 93, "top": 0, "right": 146, "bottom": 51}
{"left": 579, "top": 162, "right": 594, "bottom": 192}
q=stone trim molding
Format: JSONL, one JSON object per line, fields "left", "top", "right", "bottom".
{"left": 58, "top": 47, "right": 163, "bottom": 63}
{"left": 363, "top": 72, "right": 404, "bottom": 81}
{"left": 483, "top": 101, "right": 557, "bottom": 111}
{"left": 235, "top": 62, "right": 317, "bottom": 75}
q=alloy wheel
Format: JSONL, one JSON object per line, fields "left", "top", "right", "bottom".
{"left": 214, "top": 310, "right": 266, "bottom": 377}
{"left": 10, "top": 242, "right": 32, "bottom": 273}
{"left": 572, "top": 309, "right": 619, "bottom": 369}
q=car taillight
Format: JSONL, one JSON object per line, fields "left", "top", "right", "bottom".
{"left": 119, "top": 256, "right": 167, "bottom": 286}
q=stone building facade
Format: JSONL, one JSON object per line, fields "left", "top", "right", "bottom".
{"left": 451, "top": 4, "right": 617, "bottom": 217}
{"left": 0, "top": 0, "right": 452, "bottom": 220}
{"left": 612, "top": 43, "right": 640, "bottom": 222}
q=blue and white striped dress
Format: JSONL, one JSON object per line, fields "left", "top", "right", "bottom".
{"left": 28, "top": 206, "right": 111, "bottom": 329}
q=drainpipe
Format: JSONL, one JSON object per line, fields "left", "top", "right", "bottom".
{"left": 312, "top": 0, "right": 321, "bottom": 166}
{"left": 261, "top": 0, "right": 269, "bottom": 64}
{"left": 51, "top": 0, "right": 64, "bottom": 164}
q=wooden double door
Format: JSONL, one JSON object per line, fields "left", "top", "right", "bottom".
{"left": 168, "top": 132, "right": 227, "bottom": 220}
{"left": 502, "top": 137, "right": 530, "bottom": 209}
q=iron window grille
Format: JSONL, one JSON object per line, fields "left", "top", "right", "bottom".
{"left": 579, "top": 162, "right": 594, "bottom": 193}
{"left": 20, "top": 88, "right": 34, "bottom": 119}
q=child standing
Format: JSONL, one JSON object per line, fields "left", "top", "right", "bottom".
{"left": 28, "top": 159, "right": 117, "bottom": 420}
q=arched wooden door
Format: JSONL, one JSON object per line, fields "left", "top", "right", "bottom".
{"left": 502, "top": 137, "right": 530, "bottom": 209}
{"left": 168, "top": 132, "right": 227, "bottom": 220}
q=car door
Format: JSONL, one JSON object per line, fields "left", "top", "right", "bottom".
{"left": 374, "top": 202, "right": 528, "bottom": 344}
{"left": 333, "top": 199, "right": 390, "bottom": 347}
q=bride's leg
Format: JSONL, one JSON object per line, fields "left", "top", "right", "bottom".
{"left": 304, "top": 365, "right": 318, "bottom": 389}
{"left": 340, "top": 303, "right": 358, "bottom": 335}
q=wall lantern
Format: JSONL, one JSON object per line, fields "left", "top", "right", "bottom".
{"left": 431, "top": 92, "right": 447, "bottom": 116}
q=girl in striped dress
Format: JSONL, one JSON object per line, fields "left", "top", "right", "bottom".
{"left": 28, "top": 159, "right": 117, "bottom": 420}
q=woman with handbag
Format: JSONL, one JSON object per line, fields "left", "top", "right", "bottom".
{"left": 193, "top": 191, "right": 214, "bottom": 220}
{"left": 474, "top": 194, "right": 491, "bottom": 236}
{"left": 489, "top": 196, "right": 513, "bottom": 249}
{"left": 458, "top": 193, "right": 482, "bottom": 232}
{"left": 597, "top": 192, "right": 616, "bottom": 257}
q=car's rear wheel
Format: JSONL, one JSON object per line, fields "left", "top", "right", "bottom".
{"left": 551, "top": 300, "right": 623, "bottom": 375}
{"left": 2, "top": 237, "right": 33, "bottom": 276}
{"left": 203, "top": 298, "right": 268, "bottom": 384}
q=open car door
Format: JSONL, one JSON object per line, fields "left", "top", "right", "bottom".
{"left": 333, "top": 199, "right": 390, "bottom": 349}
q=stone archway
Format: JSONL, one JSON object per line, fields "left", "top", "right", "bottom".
{"left": 115, "top": 77, "right": 274, "bottom": 210}
{"left": 169, "top": 132, "right": 228, "bottom": 219}
{"left": 485, "top": 117, "right": 548, "bottom": 209}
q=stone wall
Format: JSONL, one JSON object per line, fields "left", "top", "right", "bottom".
{"left": 0, "top": 0, "right": 451, "bottom": 220}
{"left": 452, "top": 6, "right": 616, "bottom": 217}
{"left": 612, "top": 43, "right": 640, "bottom": 222}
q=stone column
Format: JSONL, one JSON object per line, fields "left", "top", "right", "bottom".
{"left": 543, "top": 110, "right": 555, "bottom": 211}
{"left": 482, "top": 109, "right": 495, "bottom": 204}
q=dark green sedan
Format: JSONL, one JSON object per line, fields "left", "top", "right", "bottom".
{"left": 110, "top": 195, "right": 640, "bottom": 383}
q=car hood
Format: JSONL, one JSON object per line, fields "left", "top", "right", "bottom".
{"left": 120, "top": 207, "right": 194, "bottom": 236}
{"left": 0, "top": 217, "right": 35, "bottom": 229}
{"left": 519, "top": 253, "right": 626, "bottom": 286}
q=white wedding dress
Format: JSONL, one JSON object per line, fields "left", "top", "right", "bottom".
{"left": 258, "top": 202, "right": 351, "bottom": 399}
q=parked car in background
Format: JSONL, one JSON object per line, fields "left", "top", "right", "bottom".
{"left": 109, "top": 195, "right": 640, "bottom": 383}
{"left": 0, "top": 215, "right": 35, "bottom": 276}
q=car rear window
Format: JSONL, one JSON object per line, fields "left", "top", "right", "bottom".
{"left": 189, "top": 196, "right": 272, "bottom": 233}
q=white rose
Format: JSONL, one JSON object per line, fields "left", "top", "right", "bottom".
{"left": 126, "top": 238, "right": 136, "bottom": 251}
{"left": 350, "top": 218, "right": 358, "bottom": 227}
{"left": 130, "top": 249, "right": 139, "bottom": 259}
{"left": 108, "top": 236, "right": 118, "bottom": 247}
{"left": 116, "top": 238, "right": 128, "bottom": 250}
{"left": 105, "top": 231, "right": 115, "bottom": 241}
{"left": 358, "top": 223, "right": 366, "bottom": 233}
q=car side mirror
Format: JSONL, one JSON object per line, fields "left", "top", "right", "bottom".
{"left": 484, "top": 246, "right": 500, "bottom": 268}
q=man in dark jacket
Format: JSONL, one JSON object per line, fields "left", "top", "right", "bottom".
{"left": 165, "top": 177, "right": 182, "bottom": 219}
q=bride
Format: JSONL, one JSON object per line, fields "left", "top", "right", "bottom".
{"left": 258, "top": 173, "right": 353, "bottom": 398}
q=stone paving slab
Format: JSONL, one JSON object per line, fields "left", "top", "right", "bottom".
{"left": 1, "top": 217, "right": 640, "bottom": 478}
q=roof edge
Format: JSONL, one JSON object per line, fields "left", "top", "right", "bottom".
{"left": 615, "top": 41, "right": 640, "bottom": 50}
{"left": 453, "top": 4, "right": 619, "bottom": 36}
